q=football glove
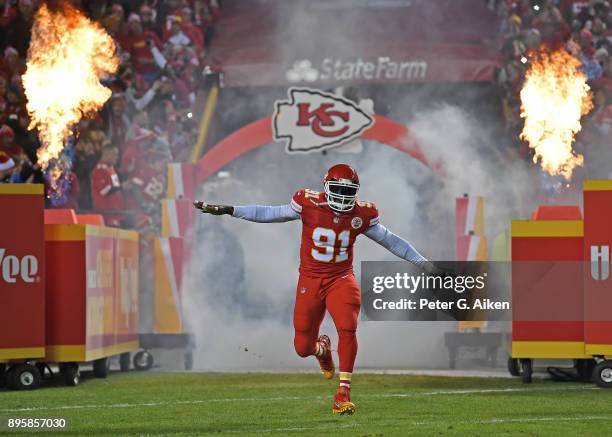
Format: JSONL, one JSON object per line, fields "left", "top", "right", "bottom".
{"left": 423, "top": 262, "right": 455, "bottom": 279}
{"left": 193, "top": 201, "right": 234, "bottom": 216}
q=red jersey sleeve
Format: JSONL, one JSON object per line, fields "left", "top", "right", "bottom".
{"left": 291, "top": 189, "right": 304, "bottom": 214}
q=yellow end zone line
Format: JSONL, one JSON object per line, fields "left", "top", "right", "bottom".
{"left": 511, "top": 220, "right": 583, "bottom": 237}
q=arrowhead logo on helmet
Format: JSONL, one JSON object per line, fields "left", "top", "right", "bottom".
{"left": 273, "top": 87, "right": 374, "bottom": 154}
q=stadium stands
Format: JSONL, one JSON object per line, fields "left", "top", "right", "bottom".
{"left": 0, "top": 0, "right": 220, "bottom": 232}
{"left": 2, "top": 0, "right": 612, "bottom": 233}
{"left": 496, "top": 0, "right": 612, "bottom": 177}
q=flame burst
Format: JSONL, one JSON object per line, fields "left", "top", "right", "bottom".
{"left": 22, "top": 2, "right": 118, "bottom": 174}
{"left": 519, "top": 49, "right": 593, "bottom": 179}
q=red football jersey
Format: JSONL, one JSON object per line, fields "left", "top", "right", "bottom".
{"left": 91, "top": 163, "right": 125, "bottom": 210}
{"left": 291, "top": 188, "right": 379, "bottom": 277}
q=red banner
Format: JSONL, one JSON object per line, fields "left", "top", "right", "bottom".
{"left": 0, "top": 185, "right": 45, "bottom": 360}
{"left": 207, "top": 0, "right": 500, "bottom": 86}
{"left": 583, "top": 181, "right": 612, "bottom": 353}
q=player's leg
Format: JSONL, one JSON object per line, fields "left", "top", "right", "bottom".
{"left": 293, "top": 274, "right": 331, "bottom": 374}
{"left": 324, "top": 272, "right": 361, "bottom": 415}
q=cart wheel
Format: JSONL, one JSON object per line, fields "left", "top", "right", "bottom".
{"left": 35, "top": 362, "right": 53, "bottom": 380}
{"left": 35, "top": 362, "right": 45, "bottom": 377}
{"left": 520, "top": 358, "right": 533, "bottom": 383}
{"left": 184, "top": 351, "right": 194, "bottom": 371}
{"left": 8, "top": 364, "right": 41, "bottom": 390}
{"left": 61, "top": 363, "right": 80, "bottom": 386}
{"left": 119, "top": 353, "right": 131, "bottom": 372}
{"left": 448, "top": 348, "right": 457, "bottom": 369}
{"left": 0, "top": 363, "right": 7, "bottom": 388}
{"left": 93, "top": 357, "right": 109, "bottom": 378}
{"left": 507, "top": 357, "right": 520, "bottom": 377}
{"left": 133, "top": 351, "right": 153, "bottom": 371}
{"left": 593, "top": 360, "right": 612, "bottom": 388}
{"left": 487, "top": 348, "right": 498, "bottom": 368}
{"left": 575, "top": 359, "right": 595, "bottom": 382}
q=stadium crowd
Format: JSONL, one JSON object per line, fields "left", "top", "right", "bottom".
{"left": 1, "top": 0, "right": 611, "bottom": 228}
{"left": 496, "top": 0, "right": 612, "bottom": 177}
{"left": 0, "top": 0, "right": 219, "bottom": 230}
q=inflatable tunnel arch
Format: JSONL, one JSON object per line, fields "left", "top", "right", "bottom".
{"left": 195, "top": 115, "right": 437, "bottom": 185}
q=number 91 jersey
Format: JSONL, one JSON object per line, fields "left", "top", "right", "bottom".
{"left": 291, "top": 188, "right": 379, "bottom": 277}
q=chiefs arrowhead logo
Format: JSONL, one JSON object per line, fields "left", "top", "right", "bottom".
{"left": 273, "top": 87, "right": 374, "bottom": 154}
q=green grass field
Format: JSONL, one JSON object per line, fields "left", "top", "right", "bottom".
{"left": 1, "top": 371, "right": 611, "bottom": 436}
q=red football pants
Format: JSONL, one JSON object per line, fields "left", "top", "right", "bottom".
{"left": 293, "top": 271, "right": 361, "bottom": 373}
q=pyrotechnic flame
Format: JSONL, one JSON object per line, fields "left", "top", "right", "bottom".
{"left": 519, "top": 49, "right": 593, "bottom": 179}
{"left": 22, "top": 2, "right": 118, "bottom": 175}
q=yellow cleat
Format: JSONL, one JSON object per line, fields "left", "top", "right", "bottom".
{"left": 332, "top": 387, "right": 355, "bottom": 415}
{"left": 332, "top": 400, "right": 356, "bottom": 415}
{"left": 316, "top": 334, "right": 335, "bottom": 380}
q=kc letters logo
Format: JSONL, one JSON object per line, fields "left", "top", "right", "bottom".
{"left": 273, "top": 88, "right": 374, "bottom": 153}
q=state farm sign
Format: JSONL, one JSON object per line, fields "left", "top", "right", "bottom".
{"left": 286, "top": 57, "right": 428, "bottom": 84}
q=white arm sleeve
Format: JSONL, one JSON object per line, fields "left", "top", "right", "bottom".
{"left": 126, "top": 87, "right": 157, "bottom": 111}
{"left": 151, "top": 45, "right": 167, "bottom": 69}
{"left": 232, "top": 204, "right": 300, "bottom": 223}
{"left": 364, "top": 223, "right": 429, "bottom": 266}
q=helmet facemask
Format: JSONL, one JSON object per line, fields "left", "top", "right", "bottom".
{"left": 324, "top": 178, "right": 359, "bottom": 212}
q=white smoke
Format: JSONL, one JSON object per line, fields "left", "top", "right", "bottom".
{"left": 180, "top": 1, "right": 546, "bottom": 372}
{"left": 180, "top": 100, "right": 542, "bottom": 371}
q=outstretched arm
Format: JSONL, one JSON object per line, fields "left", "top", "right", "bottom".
{"left": 364, "top": 223, "right": 438, "bottom": 273}
{"left": 194, "top": 201, "right": 300, "bottom": 223}
{"left": 232, "top": 204, "right": 300, "bottom": 223}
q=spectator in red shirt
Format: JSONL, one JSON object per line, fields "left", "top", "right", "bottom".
{"left": 0, "top": 0, "right": 18, "bottom": 28}
{"left": 91, "top": 145, "right": 127, "bottom": 226}
{"left": 0, "top": 151, "right": 15, "bottom": 183}
{"left": 533, "top": 0, "right": 567, "bottom": 44}
{"left": 0, "top": 75, "right": 7, "bottom": 98}
{"left": 164, "top": 14, "right": 204, "bottom": 56}
{"left": 101, "top": 8, "right": 123, "bottom": 38}
{"left": 106, "top": 93, "right": 129, "bottom": 147}
{"left": 579, "top": 28, "right": 595, "bottom": 56}
{"left": 123, "top": 13, "right": 164, "bottom": 83}
{"left": 139, "top": 4, "right": 162, "bottom": 38}
{"left": 5, "top": 87, "right": 22, "bottom": 118}
{"left": 0, "top": 46, "right": 23, "bottom": 80}
{"left": 0, "top": 96, "right": 7, "bottom": 126}
{"left": 5, "top": 0, "right": 35, "bottom": 55}
{"left": 0, "top": 124, "right": 24, "bottom": 160}
{"left": 120, "top": 125, "right": 156, "bottom": 176}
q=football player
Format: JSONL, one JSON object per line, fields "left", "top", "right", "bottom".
{"left": 194, "top": 163, "right": 438, "bottom": 415}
